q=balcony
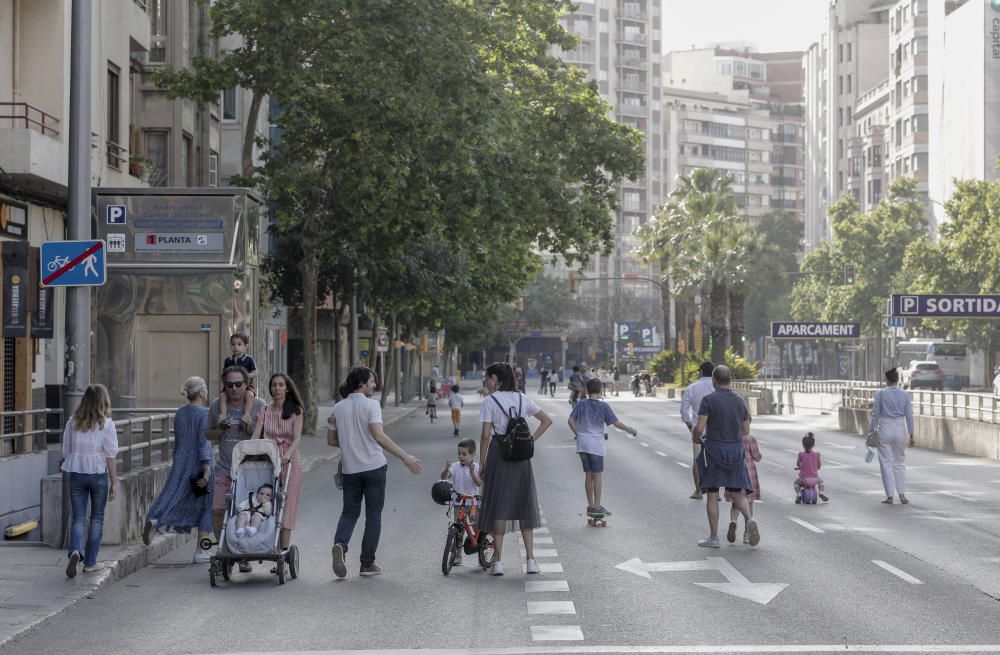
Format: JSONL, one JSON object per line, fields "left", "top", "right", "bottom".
{"left": 619, "top": 78, "right": 647, "bottom": 92}
{"left": 106, "top": 140, "right": 129, "bottom": 172}
{"left": 562, "top": 47, "right": 595, "bottom": 62}
{"left": 618, "top": 6, "right": 647, "bottom": 21}
{"left": 617, "top": 57, "right": 648, "bottom": 69}
{"left": 618, "top": 103, "right": 649, "bottom": 117}
{"left": 0, "top": 102, "right": 65, "bottom": 194}
{"left": 771, "top": 176, "right": 798, "bottom": 187}
{"left": 770, "top": 198, "right": 799, "bottom": 210}
{"left": 618, "top": 31, "right": 647, "bottom": 44}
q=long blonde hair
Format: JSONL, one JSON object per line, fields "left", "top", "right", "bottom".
{"left": 72, "top": 384, "right": 111, "bottom": 432}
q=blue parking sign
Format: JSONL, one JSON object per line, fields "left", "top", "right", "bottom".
{"left": 40, "top": 240, "right": 107, "bottom": 287}
{"left": 106, "top": 205, "right": 126, "bottom": 224}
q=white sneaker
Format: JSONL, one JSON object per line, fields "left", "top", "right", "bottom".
{"left": 236, "top": 527, "right": 246, "bottom": 538}
{"left": 490, "top": 561, "right": 505, "bottom": 576}
{"left": 193, "top": 551, "right": 212, "bottom": 564}
{"left": 247, "top": 526, "right": 258, "bottom": 537}
{"left": 525, "top": 559, "right": 540, "bottom": 574}
{"left": 697, "top": 537, "right": 721, "bottom": 548}
{"left": 82, "top": 562, "right": 106, "bottom": 573}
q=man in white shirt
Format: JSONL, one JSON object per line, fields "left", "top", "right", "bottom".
{"left": 680, "top": 361, "right": 715, "bottom": 500}
{"left": 328, "top": 367, "right": 421, "bottom": 578}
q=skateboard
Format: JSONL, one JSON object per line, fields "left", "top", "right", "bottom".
{"left": 587, "top": 513, "right": 607, "bottom": 527}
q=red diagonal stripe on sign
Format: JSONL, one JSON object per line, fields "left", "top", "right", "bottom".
{"left": 42, "top": 242, "right": 103, "bottom": 286}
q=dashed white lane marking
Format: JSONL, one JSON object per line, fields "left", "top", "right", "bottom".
{"left": 526, "top": 601, "right": 576, "bottom": 615}
{"left": 932, "top": 489, "right": 981, "bottom": 502}
{"left": 787, "top": 516, "right": 825, "bottom": 534}
{"left": 676, "top": 461, "right": 691, "bottom": 469}
{"left": 523, "top": 562, "right": 563, "bottom": 573}
{"left": 525, "top": 580, "right": 569, "bottom": 592}
{"left": 212, "top": 645, "right": 1000, "bottom": 653}
{"left": 655, "top": 450, "right": 668, "bottom": 457}
{"left": 872, "top": 560, "right": 924, "bottom": 584}
{"left": 529, "top": 626, "right": 585, "bottom": 641}
{"left": 535, "top": 527, "right": 550, "bottom": 534}
{"left": 521, "top": 548, "right": 558, "bottom": 558}
{"left": 640, "top": 442, "right": 650, "bottom": 448}
{"left": 783, "top": 447, "right": 799, "bottom": 454}
{"left": 521, "top": 536, "right": 554, "bottom": 544}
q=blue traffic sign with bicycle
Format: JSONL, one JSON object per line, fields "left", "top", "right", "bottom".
{"left": 40, "top": 240, "right": 107, "bottom": 287}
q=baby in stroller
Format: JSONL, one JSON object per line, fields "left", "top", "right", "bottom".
{"left": 236, "top": 484, "right": 274, "bottom": 538}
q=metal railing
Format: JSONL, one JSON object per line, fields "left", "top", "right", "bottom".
{"left": 0, "top": 102, "right": 61, "bottom": 137}
{"left": 841, "top": 387, "right": 1000, "bottom": 425}
{"left": 106, "top": 140, "right": 128, "bottom": 171}
{"left": 133, "top": 0, "right": 147, "bottom": 9}
{"left": 113, "top": 412, "right": 175, "bottom": 473}
{"left": 0, "top": 409, "right": 64, "bottom": 458}
{"left": 734, "top": 379, "right": 881, "bottom": 395}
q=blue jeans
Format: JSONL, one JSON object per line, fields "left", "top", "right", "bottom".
{"left": 334, "top": 465, "right": 386, "bottom": 567}
{"left": 68, "top": 472, "right": 109, "bottom": 567}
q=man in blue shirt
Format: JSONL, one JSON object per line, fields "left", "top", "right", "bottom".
{"left": 692, "top": 365, "right": 759, "bottom": 548}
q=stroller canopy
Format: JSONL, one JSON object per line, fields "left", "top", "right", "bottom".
{"left": 231, "top": 439, "right": 282, "bottom": 478}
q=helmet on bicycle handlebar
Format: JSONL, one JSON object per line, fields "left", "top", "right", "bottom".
{"left": 431, "top": 479, "right": 454, "bottom": 505}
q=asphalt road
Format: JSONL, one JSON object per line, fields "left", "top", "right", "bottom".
{"left": 6, "top": 389, "right": 1000, "bottom": 655}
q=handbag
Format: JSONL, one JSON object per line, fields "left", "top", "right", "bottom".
{"left": 490, "top": 394, "right": 534, "bottom": 462}
{"left": 866, "top": 394, "right": 880, "bottom": 449}
{"left": 189, "top": 473, "right": 210, "bottom": 497}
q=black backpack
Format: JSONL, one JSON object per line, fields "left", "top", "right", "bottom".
{"left": 490, "top": 394, "right": 534, "bottom": 461}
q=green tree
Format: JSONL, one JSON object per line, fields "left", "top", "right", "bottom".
{"left": 744, "top": 212, "right": 801, "bottom": 341}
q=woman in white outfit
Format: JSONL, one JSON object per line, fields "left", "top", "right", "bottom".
{"left": 869, "top": 368, "right": 915, "bottom": 504}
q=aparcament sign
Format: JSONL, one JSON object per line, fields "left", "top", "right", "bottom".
{"left": 770, "top": 322, "right": 861, "bottom": 339}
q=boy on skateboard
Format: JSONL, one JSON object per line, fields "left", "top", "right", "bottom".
{"left": 567, "top": 378, "right": 637, "bottom": 520}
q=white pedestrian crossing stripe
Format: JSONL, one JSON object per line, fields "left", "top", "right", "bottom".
{"left": 526, "top": 601, "right": 576, "bottom": 615}
{"left": 525, "top": 580, "right": 569, "bottom": 592}
{"left": 529, "top": 625, "right": 584, "bottom": 641}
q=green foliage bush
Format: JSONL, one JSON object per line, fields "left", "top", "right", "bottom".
{"left": 646, "top": 350, "right": 677, "bottom": 383}
{"left": 674, "top": 347, "right": 758, "bottom": 385}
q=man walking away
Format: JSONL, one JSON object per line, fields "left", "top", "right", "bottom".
{"left": 691, "top": 365, "right": 759, "bottom": 548}
{"left": 329, "top": 367, "right": 422, "bottom": 577}
{"left": 680, "top": 361, "right": 715, "bottom": 500}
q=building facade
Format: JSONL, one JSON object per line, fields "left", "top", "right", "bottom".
{"left": 846, "top": 78, "right": 890, "bottom": 212}
{"left": 552, "top": 0, "right": 665, "bottom": 364}
{"left": 885, "top": 0, "right": 930, "bottom": 204}
{"left": 803, "top": 0, "right": 890, "bottom": 251}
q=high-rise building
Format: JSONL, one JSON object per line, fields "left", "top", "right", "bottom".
{"left": 846, "top": 78, "right": 890, "bottom": 212}
{"left": 663, "top": 46, "right": 806, "bottom": 226}
{"left": 803, "top": 0, "right": 890, "bottom": 251}
{"left": 553, "top": 0, "right": 665, "bottom": 358}
{"left": 928, "top": 0, "right": 1000, "bottom": 229}
{"left": 885, "top": 0, "right": 930, "bottom": 203}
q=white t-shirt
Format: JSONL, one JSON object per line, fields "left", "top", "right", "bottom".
{"left": 331, "top": 393, "right": 387, "bottom": 474}
{"left": 448, "top": 461, "right": 480, "bottom": 497}
{"left": 448, "top": 392, "right": 464, "bottom": 409}
{"left": 61, "top": 417, "right": 119, "bottom": 474}
{"left": 479, "top": 391, "right": 541, "bottom": 435}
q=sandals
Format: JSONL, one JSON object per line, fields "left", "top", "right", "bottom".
{"left": 881, "top": 498, "right": 894, "bottom": 504}
{"left": 899, "top": 496, "right": 909, "bottom": 505}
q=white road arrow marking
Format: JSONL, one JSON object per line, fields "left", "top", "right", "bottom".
{"left": 614, "top": 557, "right": 788, "bottom": 605}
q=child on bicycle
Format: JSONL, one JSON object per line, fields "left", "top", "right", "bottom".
{"left": 439, "top": 439, "right": 481, "bottom": 565}
{"left": 568, "top": 378, "right": 637, "bottom": 518}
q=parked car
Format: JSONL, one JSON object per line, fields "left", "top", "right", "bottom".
{"left": 900, "top": 360, "right": 945, "bottom": 390}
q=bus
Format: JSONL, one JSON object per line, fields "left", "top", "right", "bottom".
{"left": 895, "top": 340, "right": 969, "bottom": 389}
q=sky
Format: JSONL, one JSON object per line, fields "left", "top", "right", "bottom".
{"left": 661, "top": 0, "right": 829, "bottom": 55}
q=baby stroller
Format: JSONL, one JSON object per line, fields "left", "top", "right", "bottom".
{"left": 207, "top": 440, "right": 300, "bottom": 586}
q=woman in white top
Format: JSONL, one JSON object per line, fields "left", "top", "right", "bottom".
{"left": 61, "top": 384, "right": 119, "bottom": 578}
{"left": 869, "top": 368, "right": 915, "bottom": 504}
{"left": 478, "top": 362, "right": 553, "bottom": 577}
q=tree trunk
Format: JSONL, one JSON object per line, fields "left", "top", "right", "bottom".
{"left": 332, "top": 297, "right": 342, "bottom": 400}
{"left": 241, "top": 90, "right": 264, "bottom": 177}
{"left": 659, "top": 263, "right": 672, "bottom": 351}
{"left": 709, "top": 281, "right": 728, "bottom": 365}
{"left": 728, "top": 287, "right": 746, "bottom": 357}
{"left": 382, "top": 312, "right": 396, "bottom": 408}
{"left": 297, "top": 243, "right": 320, "bottom": 436}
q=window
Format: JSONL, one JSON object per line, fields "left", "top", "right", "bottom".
{"left": 846, "top": 75, "right": 852, "bottom": 93}
{"left": 838, "top": 76, "right": 843, "bottom": 94}
{"left": 838, "top": 108, "right": 843, "bottom": 126}
{"left": 222, "top": 87, "right": 237, "bottom": 120}
{"left": 872, "top": 179, "right": 882, "bottom": 204}
{"left": 847, "top": 44, "right": 852, "bottom": 62}
{"left": 846, "top": 105, "right": 851, "bottom": 123}
{"left": 149, "top": 0, "right": 168, "bottom": 63}
{"left": 145, "top": 131, "right": 168, "bottom": 187}
{"left": 106, "top": 63, "right": 121, "bottom": 169}
{"left": 838, "top": 45, "right": 843, "bottom": 63}
{"left": 208, "top": 151, "right": 218, "bottom": 187}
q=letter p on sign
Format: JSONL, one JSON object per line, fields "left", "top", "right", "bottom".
{"left": 107, "top": 205, "right": 126, "bottom": 225}
{"left": 900, "top": 295, "right": 919, "bottom": 315}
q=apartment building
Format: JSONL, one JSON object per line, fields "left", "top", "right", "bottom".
{"left": 0, "top": 0, "right": 151, "bottom": 416}
{"left": 135, "top": 0, "right": 220, "bottom": 187}
{"left": 885, "top": 0, "right": 929, "bottom": 202}
{"left": 928, "top": 0, "right": 1000, "bottom": 230}
{"left": 552, "top": 0, "right": 665, "bottom": 358}
{"left": 662, "top": 88, "right": 775, "bottom": 222}
{"left": 846, "top": 78, "right": 890, "bottom": 212}
{"left": 803, "top": 0, "right": 890, "bottom": 251}
{"left": 664, "top": 47, "right": 806, "bottom": 225}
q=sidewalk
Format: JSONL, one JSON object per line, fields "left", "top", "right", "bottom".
{"left": 0, "top": 399, "right": 422, "bottom": 651}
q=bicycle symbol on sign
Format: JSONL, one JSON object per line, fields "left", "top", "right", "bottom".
{"left": 46, "top": 255, "right": 71, "bottom": 272}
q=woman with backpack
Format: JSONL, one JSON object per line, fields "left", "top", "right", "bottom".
{"left": 478, "top": 362, "right": 553, "bottom": 576}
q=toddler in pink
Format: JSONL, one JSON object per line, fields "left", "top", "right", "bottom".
{"left": 794, "top": 432, "right": 829, "bottom": 503}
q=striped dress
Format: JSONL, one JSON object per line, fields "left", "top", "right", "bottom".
{"left": 258, "top": 405, "right": 303, "bottom": 530}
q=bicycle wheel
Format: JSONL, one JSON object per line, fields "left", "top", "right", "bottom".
{"left": 478, "top": 532, "right": 496, "bottom": 570}
{"left": 441, "top": 524, "right": 462, "bottom": 575}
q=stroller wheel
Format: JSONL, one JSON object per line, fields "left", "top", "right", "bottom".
{"left": 209, "top": 562, "right": 218, "bottom": 587}
{"left": 221, "top": 559, "right": 232, "bottom": 581}
{"left": 276, "top": 558, "right": 286, "bottom": 585}
{"left": 288, "top": 546, "right": 299, "bottom": 580}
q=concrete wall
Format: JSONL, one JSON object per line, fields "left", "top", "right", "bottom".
{"left": 0, "top": 452, "right": 48, "bottom": 536}
{"left": 839, "top": 406, "right": 1000, "bottom": 460}
{"left": 41, "top": 461, "right": 174, "bottom": 546}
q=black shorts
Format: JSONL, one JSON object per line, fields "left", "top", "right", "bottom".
{"left": 703, "top": 487, "right": 744, "bottom": 494}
